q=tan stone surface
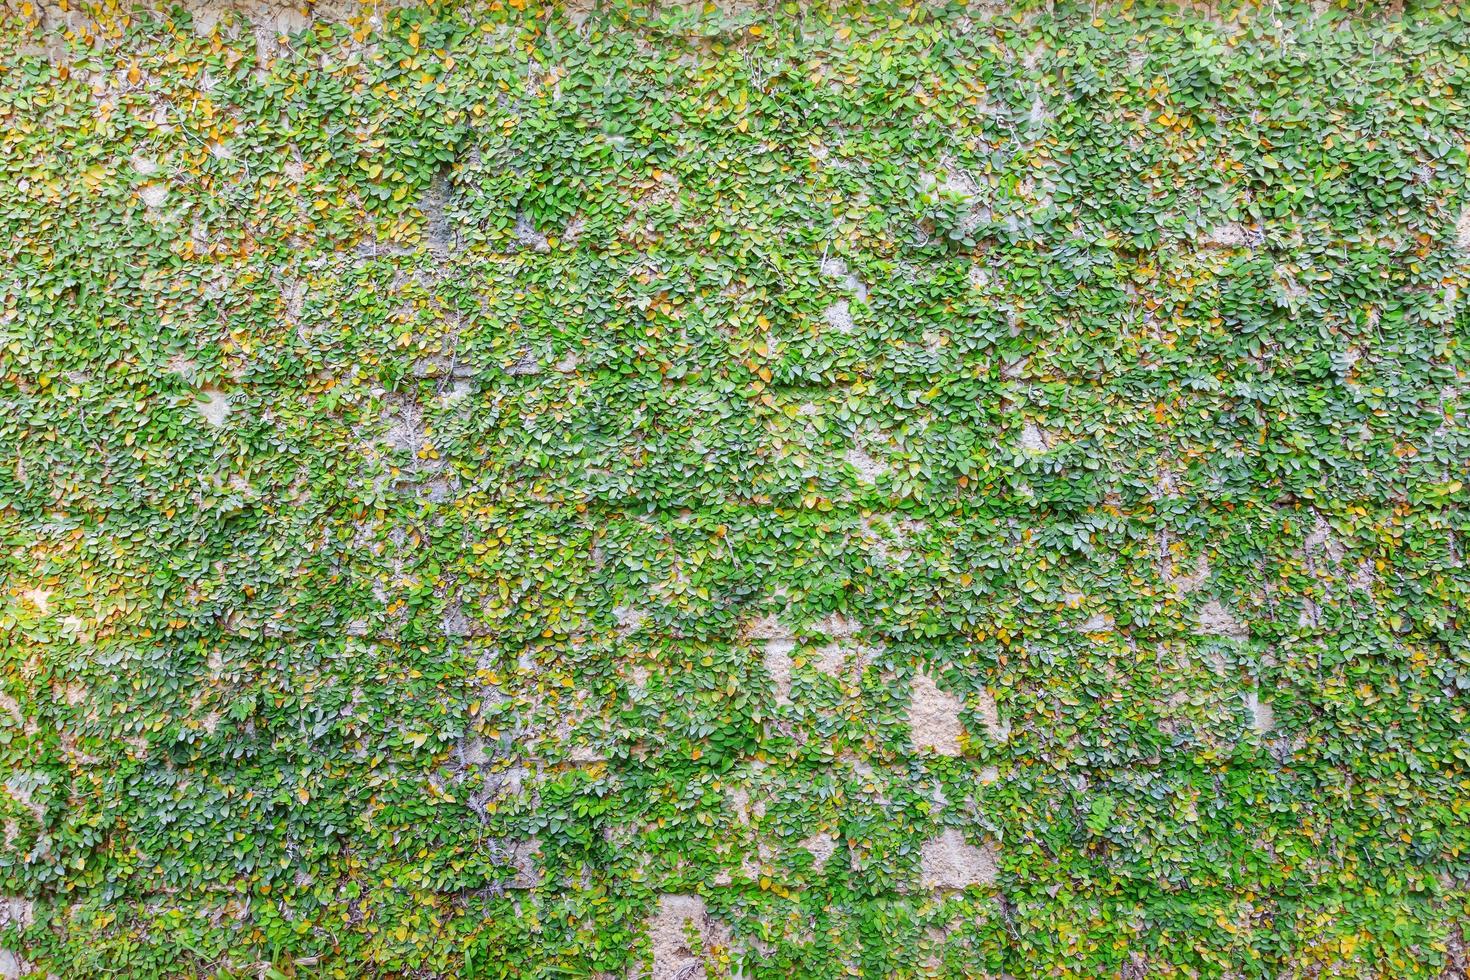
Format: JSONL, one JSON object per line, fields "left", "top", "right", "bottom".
{"left": 1164, "top": 550, "right": 1211, "bottom": 595}
{"left": 0, "top": 897, "right": 32, "bottom": 980}
{"left": 764, "top": 637, "right": 794, "bottom": 701}
{"left": 908, "top": 673, "right": 965, "bottom": 756}
{"left": 920, "top": 828, "right": 997, "bottom": 890}
{"left": 1243, "top": 688, "right": 1275, "bottom": 735}
{"left": 845, "top": 444, "right": 887, "bottom": 484}
{"left": 799, "top": 832, "right": 838, "bottom": 870}
{"left": 823, "top": 299, "right": 855, "bottom": 334}
{"left": 650, "top": 894, "right": 708, "bottom": 980}
{"left": 745, "top": 613, "right": 789, "bottom": 640}
{"left": 1195, "top": 598, "right": 1248, "bottom": 640}
{"left": 973, "top": 686, "right": 1008, "bottom": 743}
{"left": 195, "top": 388, "right": 231, "bottom": 426}
{"left": 1204, "top": 222, "right": 1251, "bottom": 247}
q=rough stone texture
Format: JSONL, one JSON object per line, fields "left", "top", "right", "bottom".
{"left": 799, "top": 832, "right": 838, "bottom": 870}
{"left": 845, "top": 443, "right": 888, "bottom": 484}
{"left": 0, "top": 897, "right": 32, "bottom": 980}
{"left": 973, "top": 686, "right": 1008, "bottom": 743}
{"left": 612, "top": 604, "right": 647, "bottom": 636}
{"left": 823, "top": 298, "right": 855, "bottom": 334}
{"left": 920, "top": 828, "right": 998, "bottom": 890}
{"left": 745, "top": 613, "right": 789, "bottom": 640}
{"left": 195, "top": 388, "right": 231, "bottom": 426}
{"left": 1458, "top": 206, "right": 1470, "bottom": 250}
{"left": 811, "top": 640, "right": 857, "bottom": 677}
{"left": 5, "top": 772, "right": 49, "bottom": 833}
{"left": 1164, "top": 547, "right": 1211, "bottom": 595}
{"left": 908, "top": 673, "right": 966, "bottom": 756}
{"left": 1195, "top": 598, "right": 1248, "bottom": 640}
{"left": 0, "top": 948, "right": 28, "bottom": 980}
{"left": 816, "top": 613, "right": 860, "bottom": 639}
{"left": 1019, "top": 421, "right": 1050, "bottom": 453}
{"left": 563, "top": 722, "right": 606, "bottom": 764}
{"left": 819, "top": 255, "right": 869, "bottom": 302}
{"left": 1028, "top": 94, "right": 1050, "bottom": 126}
{"left": 1243, "top": 688, "right": 1275, "bottom": 735}
{"left": 420, "top": 166, "right": 459, "bottom": 260}
{"left": 763, "top": 637, "right": 794, "bottom": 702}
{"left": 919, "top": 161, "right": 991, "bottom": 238}
{"left": 194, "top": 0, "right": 306, "bottom": 62}
{"left": 139, "top": 182, "right": 169, "bottom": 209}
{"left": 649, "top": 893, "right": 709, "bottom": 980}
{"left": 1204, "top": 221, "right": 1252, "bottom": 247}
{"left": 726, "top": 774, "right": 768, "bottom": 831}
{"left": 501, "top": 836, "right": 541, "bottom": 890}
{"left": 20, "top": 588, "right": 50, "bottom": 615}
{"left": 1077, "top": 611, "right": 1115, "bottom": 634}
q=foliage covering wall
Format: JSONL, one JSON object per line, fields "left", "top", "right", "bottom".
{"left": 2, "top": 0, "right": 1470, "bottom": 975}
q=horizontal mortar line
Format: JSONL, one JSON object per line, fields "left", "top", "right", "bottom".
{"left": 349, "top": 486, "right": 1425, "bottom": 518}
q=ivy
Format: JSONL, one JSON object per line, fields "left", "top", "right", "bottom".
{"left": 1, "top": 0, "right": 1469, "bottom": 976}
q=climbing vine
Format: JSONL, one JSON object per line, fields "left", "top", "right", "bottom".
{"left": 1, "top": 0, "right": 1468, "bottom": 976}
